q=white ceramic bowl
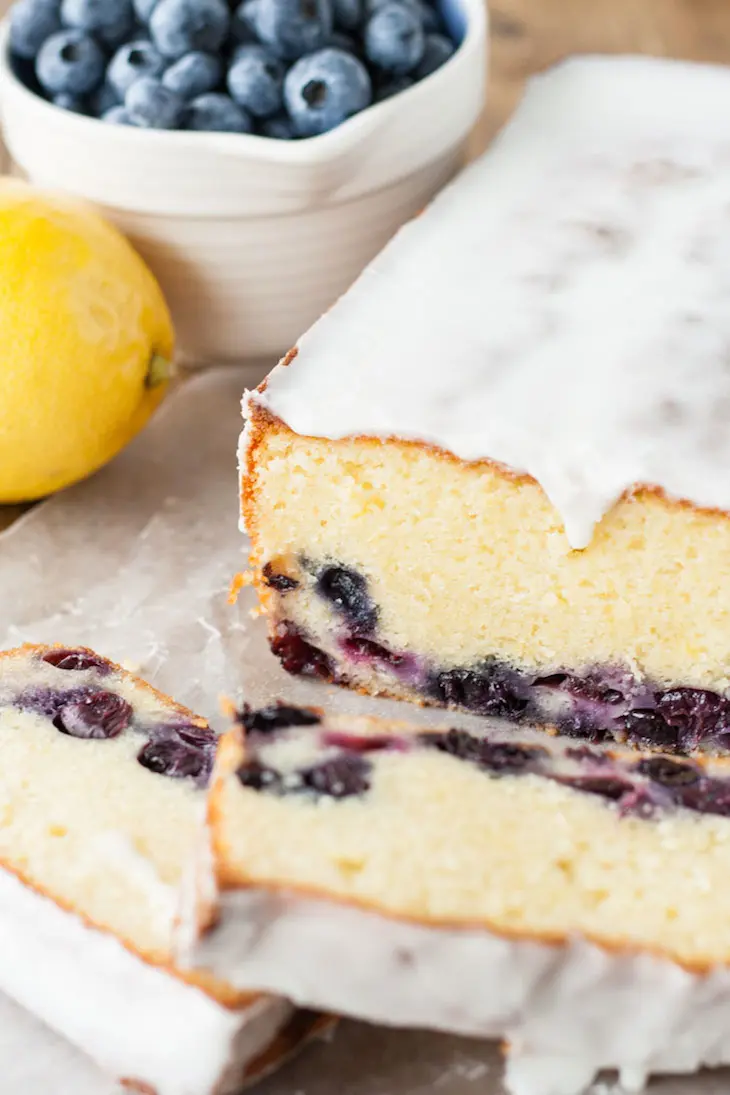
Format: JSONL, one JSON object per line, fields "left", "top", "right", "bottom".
{"left": 0, "top": 0, "right": 487, "bottom": 364}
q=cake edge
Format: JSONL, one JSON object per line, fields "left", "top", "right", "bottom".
{"left": 204, "top": 722, "right": 730, "bottom": 975}
{"left": 184, "top": 868, "right": 730, "bottom": 1095}
{"left": 0, "top": 642, "right": 254, "bottom": 1009}
{"left": 241, "top": 375, "right": 730, "bottom": 541}
{"left": 4, "top": 642, "right": 209, "bottom": 732}
{"left": 0, "top": 858, "right": 295, "bottom": 1095}
{"left": 177, "top": 714, "right": 730, "bottom": 1095}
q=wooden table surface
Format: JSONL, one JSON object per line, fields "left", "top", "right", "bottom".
{"left": 3, "top": 0, "right": 730, "bottom": 532}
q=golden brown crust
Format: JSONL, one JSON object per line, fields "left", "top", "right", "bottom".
{"left": 120, "top": 1080, "right": 157, "bottom": 1094}
{"left": 228, "top": 572, "right": 249, "bottom": 606}
{"left": 239, "top": 406, "right": 274, "bottom": 617}
{"left": 0, "top": 782, "right": 256, "bottom": 1010}
{"left": 208, "top": 729, "right": 245, "bottom": 890}
{"left": 12, "top": 643, "right": 210, "bottom": 730}
{"left": 241, "top": 399, "right": 730, "bottom": 532}
{"left": 211, "top": 856, "right": 730, "bottom": 979}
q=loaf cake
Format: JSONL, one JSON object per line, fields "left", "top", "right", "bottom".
{"left": 0, "top": 643, "right": 321, "bottom": 1095}
{"left": 182, "top": 700, "right": 730, "bottom": 1095}
{"left": 240, "top": 55, "right": 730, "bottom": 754}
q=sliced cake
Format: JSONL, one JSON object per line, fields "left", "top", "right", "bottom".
{"left": 0, "top": 643, "right": 321, "bottom": 1095}
{"left": 241, "top": 55, "right": 730, "bottom": 754}
{"left": 182, "top": 701, "right": 730, "bottom": 1095}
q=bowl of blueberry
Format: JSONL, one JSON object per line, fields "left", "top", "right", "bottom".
{"left": 0, "top": 0, "right": 486, "bottom": 363}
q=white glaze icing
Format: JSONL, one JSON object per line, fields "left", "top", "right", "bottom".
{"left": 183, "top": 886, "right": 730, "bottom": 1095}
{"left": 247, "top": 55, "right": 730, "bottom": 549}
{"left": 0, "top": 865, "right": 292, "bottom": 1095}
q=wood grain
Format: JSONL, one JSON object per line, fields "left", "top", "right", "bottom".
{"left": 472, "top": 0, "right": 730, "bottom": 154}
{"left": 2, "top": 0, "right": 728, "bottom": 532}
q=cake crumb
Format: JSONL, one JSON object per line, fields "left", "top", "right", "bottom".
{"left": 229, "top": 571, "right": 253, "bottom": 605}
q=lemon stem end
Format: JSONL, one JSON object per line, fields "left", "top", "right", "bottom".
{"left": 146, "top": 353, "right": 175, "bottom": 389}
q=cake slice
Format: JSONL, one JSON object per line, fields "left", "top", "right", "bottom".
{"left": 241, "top": 55, "right": 730, "bottom": 754}
{"left": 0, "top": 643, "right": 322, "bottom": 1095}
{"left": 183, "top": 700, "right": 730, "bottom": 1095}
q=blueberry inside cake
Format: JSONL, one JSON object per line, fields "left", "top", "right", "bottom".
{"left": 240, "top": 56, "right": 730, "bottom": 755}
{"left": 0, "top": 643, "right": 321, "bottom": 1095}
{"left": 0, "top": 642, "right": 218, "bottom": 968}
{"left": 208, "top": 702, "right": 730, "bottom": 967}
{"left": 189, "top": 700, "right": 730, "bottom": 1094}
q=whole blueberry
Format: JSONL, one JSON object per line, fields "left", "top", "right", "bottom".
{"left": 364, "top": 1, "right": 425, "bottom": 73}
{"left": 241, "top": 703, "right": 321, "bottom": 734}
{"left": 53, "top": 89, "right": 86, "bottom": 110}
{"left": 185, "top": 91, "right": 252, "bottom": 131}
{"left": 89, "top": 80, "right": 119, "bottom": 114}
{"left": 315, "top": 564, "right": 377, "bottom": 633}
{"left": 374, "top": 71, "right": 412, "bottom": 100}
{"left": 227, "top": 44, "right": 283, "bottom": 117}
{"left": 125, "top": 75, "right": 184, "bottom": 126}
{"left": 328, "top": 29, "right": 356, "bottom": 50}
{"left": 107, "top": 39, "right": 165, "bottom": 96}
{"left": 55, "top": 691, "right": 132, "bottom": 739}
{"left": 366, "top": 0, "right": 437, "bottom": 26}
{"left": 261, "top": 562, "right": 300, "bottom": 591}
{"left": 237, "top": 760, "right": 282, "bottom": 792}
{"left": 61, "top": 0, "right": 135, "bottom": 46}
{"left": 133, "top": 0, "right": 158, "bottom": 19}
{"left": 248, "top": 0, "right": 333, "bottom": 61}
{"left": 150, "top": 0, "right": 230, "bottom": 58}
{"left": 102, "top": 103, "right": 134, "bottom": 122}
{"left": 636, "top": 756, "right": 699, "bottom": 787}
{"left": 411, "top": 0, "right": 441, "bottom": 31}
{"left": 284, "top": 47, "right": 371, "bottom": 136}
{"left": 137, "top": 737, "right": 212, "bottom": 782}
{"left": 42, "top": 647, "right": 108, "bottom": 671}
{"left": 332, "top": 0, "right": 360, "bottom": 29}
{"left": 259, "top": 109, "right": 296, "bottom": 138}
{"left": 36, "top": 30, "right": 105, "bottom": 95}
{"left": 9, "top": 0, "right": 61, "bottom": 60}
{"left": 230, "top": 0, "right": 258, "bottom": 43}
{"left": 302, "top": 755, "right": 371, "bottom": 799}
{"left": 414, "top": 30, "right": 452, "bottom": 77}
{"left": 270, "top": 621, "right": 334, "bottom": 680}
{"left": 162, "top": 50, "right": 221, "bottom": 97}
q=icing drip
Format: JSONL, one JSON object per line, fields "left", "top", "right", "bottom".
{"left": 250, "top": 55, "right": 730, "bottom": 549}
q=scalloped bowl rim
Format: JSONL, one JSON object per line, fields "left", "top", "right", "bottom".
{"left": 0, "top": 0, "right": 486, "bottom": 165}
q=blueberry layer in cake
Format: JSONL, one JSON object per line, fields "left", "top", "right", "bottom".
{"left": 184, "top": 701, "right": 730, "bottom": 1095}
{"left": 0, "top": 643, "right": 320, "bottom": 1095}
{"left": 241, "top": 56, "right": 730, "bottom": 754}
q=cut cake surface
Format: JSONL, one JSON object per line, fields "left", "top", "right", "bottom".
{"left": 0, "top": 644, "right": 315, "bottom": 1095}
{"left": 241, "top": 56, "right": 730, "bottom": 750}
{"left": 184, "top": 701, "right": 730, "bottom": 1095}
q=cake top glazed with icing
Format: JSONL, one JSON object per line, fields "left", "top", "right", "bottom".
{"left": 249, "top": 55, "right": 730, "bottom": 550}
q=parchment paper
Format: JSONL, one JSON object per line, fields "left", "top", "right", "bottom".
{"left": 0, "top": 367, "right": 727, "bottom": 1095}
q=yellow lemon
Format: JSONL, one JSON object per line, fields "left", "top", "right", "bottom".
{"left": 0, "top": 179, "right": 174, "bottom": 503}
